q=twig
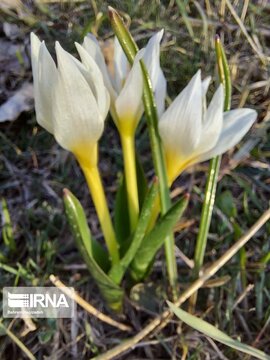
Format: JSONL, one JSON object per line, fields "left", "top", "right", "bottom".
{"left": 0, "top": 321, "right": 36, "bottom": 360}
{"left": 184, "top": 17, "right": 270, "bottom": 38}
{"left": 224, "top": 0, "right": 267, "bottom": 64}
{"left": 252, "top": 313, "right": 270, "bottom": 348}
{"left": 92, "top": 208, "right": 270, "bottom": 360}
{"left": 232, "top": 284, "right": 254, "bottom": 311}
{"left": 49, "top": 275, "right": 132, "bottom": 332}
{"left": 206, "top": 336, "right": 230, "bottom": 360}
{"left": 235, "top": 309, "right": 252, "bottom": 341}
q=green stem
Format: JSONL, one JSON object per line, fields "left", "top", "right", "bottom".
{"left": 120, "top": 134, "right": 139, "bottom": 232}
{"left": 189, "top": 35, "right": 231, "bottom": 311}
{"left": 193, "top": 155, "right": 221, "bottom": 278}
{"left": 141, "top": 62, "right": 178, "bottom": 298}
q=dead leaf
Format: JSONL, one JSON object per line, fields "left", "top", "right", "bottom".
{"left": 0, "top": 0, "right": 37, "bottom": 26}
{"left": 3, "top": 22, "right": 21, "bottom": 40}
{"left": 0, "top": 0, "right": 23, "bottom": 12}
{"left": 0, "top": 82, "right": 33, "bottom": 122}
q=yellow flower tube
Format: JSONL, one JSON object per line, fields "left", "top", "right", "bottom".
{"left": 76, "top": 150, "right": 119, "bottom": 265}
{"left": 119, "top": 129, "right": 139, "bottom": 231}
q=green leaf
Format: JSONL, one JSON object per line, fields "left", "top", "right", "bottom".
{"left": 1, "top": 198, "right": 16, "bottom": 252}
{"left": 63, "top": 189, "right": 109, "bottom": 271}
{"left": 109, "top": 182, "right": 159, "bottom": 285}
{"left": 168, "top": 302, "right": 270, "bottom": 360}
{"left": 63, "top": 189, "right": 123, "bottom": 312}
{"left": 130, "top": 195, "right": 189, "bottom": 282}
{"left": 215, "top": 36, "right": 232, "bottom": 111}
{"left": 108, "top": 6, "right": 138, "bottom": 63}
{"left": 216, "top": 190, "right": 237, "bottom": 218}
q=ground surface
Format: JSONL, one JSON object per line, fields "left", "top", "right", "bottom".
{"left": 0, "top": 1, "right": 270, "bottom": 359}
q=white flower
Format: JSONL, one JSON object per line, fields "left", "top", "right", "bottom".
{"left": 82, "top": 30, "right": 166, "bottom": 135}
{"left": 159, "top": 70, "right": 257, "bottom": 182}
{"left": 30, "top": 33, "right": 110, "bottom": 167}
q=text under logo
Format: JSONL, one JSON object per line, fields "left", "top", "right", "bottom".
{"left": 3, "top": 287, "right": 75, "bottom": 318}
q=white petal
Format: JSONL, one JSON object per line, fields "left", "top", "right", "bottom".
{"left": 159, "top": 70, "right": 203, "bottom": 158}
{"left": 115, "top": 50, "right": 144, "bottom": 132}
{"left": 31, "top": 33, "right": 56, "bottom": 133}
{"left": 30, "top": 33, "right": 42, "bottom": 123}
{"left": 143, "top": 30, "right": 166, "bottom": 116}
{"left": 75, "top": 43, "right": 110, "bottom": 120}
{"left": 30, "top": 33, "right": 41, "bottom": 87}
{"left": 143, "top": 30, "right": 163, "bottom": 86}
{"left": 198, "top": 108, "right": 257, "bottom": 162}
{"left": 155, "top": 65, "right": 167, "bottom": 117}
{"left": 53, "top": 42, "right": 104, "bottom": 152}
{"left": 196, "top": 85, "right": 224, "bottom": 154}
{"left": 201, "top": 76, "right": 211, "bottom": 119}
{"left": 83, "top": 34, "right": 116, "bottom": 100}
{"left": 202, "top": 76, "right": 211, "bottom": 97}
{"left": 113, "top": 36, "right": 129, "bottom": 93}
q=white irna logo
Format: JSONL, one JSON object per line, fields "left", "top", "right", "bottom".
{"left": 8, "top": 292, "right": 69, "bottom": 308}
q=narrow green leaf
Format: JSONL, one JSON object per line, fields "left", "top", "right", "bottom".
{"left": 108, "top": 6, "right": 137, "bottom": 63}
{"left": 109, "top": 182, "right": 159, "bottom": 285}
{"left": 215, "top": 35, "right": 232, "bottom": 111}
{"left": 131, "top": 195, "right": 189, "bottom": 282}
{"left": 63, "top": 189, "right": 109, "bottom": 271}
{"left": 63, "top": 189, "right": 123, "bottom": 312}
{"left": 1, "top": 198, "right": 16, "bottom": 252}
{"left": 216, "top": 190, "right": 237, "bottom": 218}
{"left": 168, "top": 302, "right": 270, "bottom": 360}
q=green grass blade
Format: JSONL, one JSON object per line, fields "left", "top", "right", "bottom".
{"left": 175, "top": 0, "right": 195, "bottom": 39}
{"left": 109, "top": 181, "right": 159, "bottom": 285}
{"left": 63, "top": 189, "right": 123, "bottom": 312}
{"left": 168, "top": 302, "right": 270, "bottom": 360}
{"left": 131, "top": 195, "right": 189, "bottom": 282}
{"left": 1, "top": 198, "right": 16, "bottom": 252}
